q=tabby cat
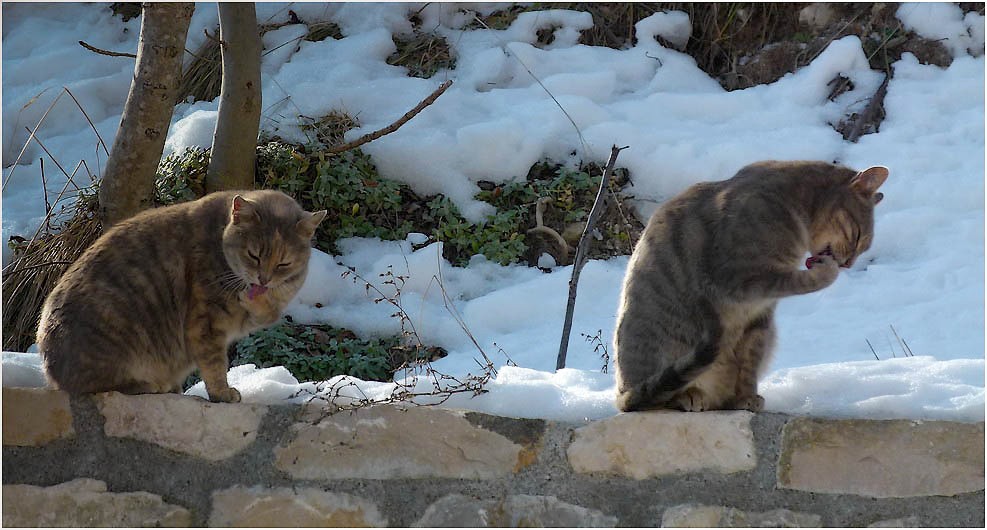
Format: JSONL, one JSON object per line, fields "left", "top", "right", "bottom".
{"left": 614, "top": 161, "right": 888, "bottom": 412}
{"left": 38, "top": 190, "right": 326, "bottom": 403}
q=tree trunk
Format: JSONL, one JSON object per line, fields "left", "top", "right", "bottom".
{"left": 98, "top": 3, "right": 194, "bottom": 227}
{"left": 205, "top": 3, "right": 262, "bottom": 193}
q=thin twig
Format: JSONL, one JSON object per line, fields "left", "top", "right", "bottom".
{"left": 26, "top": 159, "right": 88, "bottom": 252}
{"left": 471, "top": 13, "right": 591, "bottom": 160}
{"left": 203, "top": 28, "right": 226, "bottom": 47}
{"left": 865, "top": 338, "right": 880, "bottom": 361}
{"left": 22, "top": 127, "right": 80, "bottom": 192}
{"left": 40, "top": 158, "right": 51, "bottom": 233}
{"left": 63, "top": 87, "right": 110, "bottom": 157}
{"left": 890, "top": 324, "right": 914, "bottom": 357}
{"left": 557, "top": 145, "right": 627, "bottom": 370}
{"left": 3, "top": 89, "right": 66, "bottom": 192}
{"left": 3, "top": 261, "right": 75, "bottom": 275}
{"left": 327, "top": 80, "right": 453, "bottom": 153}
{"left": 78, "top": 40, "right": 137, "bottom": 58}
{"left": 261, "top": 35, "right": 304, "bottom": 58}
{"left": 183, "top": 46, "right": 216, "bottom": 62}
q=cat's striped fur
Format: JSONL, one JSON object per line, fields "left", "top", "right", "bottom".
{"left": 614, "top": 161, "right": 888, "bottom": 412}
{"left": 38, "top": 190, "right": 326, "bottom": 403}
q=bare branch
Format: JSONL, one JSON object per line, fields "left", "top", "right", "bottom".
{"left": 556, "top": 144, "right": 628, "bottom": 370}
{"left": 78, "top": 40, "right": 137, "bottom": 58}
{"left": 327, "top": 80, "right": 452, "bottom": 153}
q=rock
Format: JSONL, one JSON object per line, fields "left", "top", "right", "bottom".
{"left": 414, "top": 494, "right": 618, "bottom": 527}
{"left": 210, "top": 485, "right": 387, "bottom": 527}
{"left": 799, "top": 4, "right": 836, "bottom": 29}
{"left": 734, "top": 41, "right": 805, "bottom": 89}
{"left": 274, "top": 405, "right": 523, "bottom": 479}
{"left": 777, "top": 418, "right": 985, "bottom": 498}
{"left": 2, "top": 387, "right": 75, "bottom": 447}
{"left": 97, "top": 392, "right": 266, "bottom": 460}
{"left": 567, "top": 411, "right": 756, "bottom": 479}
{"left": 661, "top": 504, "right": 822, "bottom": 527}
{"left": 2, "top": 478, "right": 191, "bottom": 527}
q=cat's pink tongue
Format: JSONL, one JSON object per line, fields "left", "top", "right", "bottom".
{"left": 805, "top": 247, "right": 834, "bottom": 269}
{"left": 247, "top": 284, "right": 268, "bottom": 300}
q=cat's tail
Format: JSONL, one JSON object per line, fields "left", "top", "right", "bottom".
{"left": 615, "top": 338, "right": 719, "bottom": 412}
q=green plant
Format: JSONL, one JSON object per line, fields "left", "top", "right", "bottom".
{"left": 154, "top": 147, "right": 210, "bottom": 205}
{"left": 253, "top": 141, "right": 639, "bottom": 267}
{"left": 308, "top": 149, "right": 417, "bottom": 249}
{"left": 256, "top": 141, "right": 311, "bottom": 195}
{"left": 234, "top": 321, "right": 403, "bottom": 382}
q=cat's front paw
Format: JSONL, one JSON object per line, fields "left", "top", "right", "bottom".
{"left": 670, "top": 387, "right": 708, "bottom": 412}
{"left": 807, "top": 253, "right": 839, "bottom": 288}
{"left": 208, "top": 386, "right": 241, "bottom": 403}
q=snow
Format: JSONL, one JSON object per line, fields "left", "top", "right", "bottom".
{"left": 2, "top": 3, "right": 983, "bottom": 423}
{"left": 897, "top": 3, "right": 986, "bottom": 58}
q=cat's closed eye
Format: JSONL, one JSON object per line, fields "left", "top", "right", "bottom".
{"left": 276, "top": 262, "right": 291, "bottom": 269}
{"left": 246, "top": 250, "right": 261, "bottom": 264}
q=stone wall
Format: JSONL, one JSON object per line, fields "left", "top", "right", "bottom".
{"left": 3, "top": 387, "right": 984, "bottom": 527}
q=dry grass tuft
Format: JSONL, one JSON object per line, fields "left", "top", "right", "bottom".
{"left": 299, "top": 110, "right": 360, "bottom": 147}
{"left": 2, "top": 192, "right": 102, "bottom": 352}
{"left": 388, "top": 32, "right": 455, "bottom": 79}
{"left": 178, "top": 35, "right": 222, "bottom": 104}
{"left": 179, "top": 19, "right": 342, "bottom": 105}
{"left": 304, "top": 21, "right": 343, "bottom": 42}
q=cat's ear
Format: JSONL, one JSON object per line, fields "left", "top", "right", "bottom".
{"left": 849, "top": 166, "right": 889, "bottom": 201}
{"left": 296, "top": 210, "right": 327, "bottom": 237}
{"left": 230, "top": 195, "right": 258, "bottom": 225}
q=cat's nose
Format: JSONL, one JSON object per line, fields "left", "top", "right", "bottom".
{"left": 258, "top": 273, "right": 270, "bottom": 286}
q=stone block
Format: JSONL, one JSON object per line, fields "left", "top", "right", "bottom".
{"left": 778, "top": 418, "right": 985, "bottom": 498}
{"left": 210, "top": 486, "right": 386, "bottom": 527}
{"left": 274, "top": 405, "right": 523, "bottom": 480}
{"left": 661, "top": 504, "right": 821, "bottom": 527}
{"left": 97, "top": 392, "right": 266, "bottom": 461}
{"left": 414, "top": 494, "right": 618, "bottom": 527}
{"left": 567, "top": 411, "right": 756, "bottom": 479}
{"left": 2, "top": 478, "right": 191, "bottom": 527}
{"left": 2, "top": 387, "right": 74, "bottom": 446}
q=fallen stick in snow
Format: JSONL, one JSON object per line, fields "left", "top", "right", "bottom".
{"left": 327, "top": 80, "right": 453, "bottom": 154}
{"left": 556, "top": 144, "right": 627, "bottom": 371}
{"left": 77, "top": 40, "right": 137, "bottom": 58}
{"left": 846, "top": 72, "right": 890, "bottom": 143}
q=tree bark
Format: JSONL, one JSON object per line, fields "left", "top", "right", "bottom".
{"left": 205, "top": 3, "right": 262, "bottom": 193}
{"left": 98, "top": 3, "right": 194, "bottom": 227}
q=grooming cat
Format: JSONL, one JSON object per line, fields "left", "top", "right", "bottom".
{"left": 614, "top": 161, "right": 887, "bottom": 412}
{"left": 38, "top": 190, "right": 326, "bottom": 403}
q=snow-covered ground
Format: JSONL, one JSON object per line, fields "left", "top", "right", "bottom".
{"left": 2, "top": 3, "right": 984, "bottom": 423}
